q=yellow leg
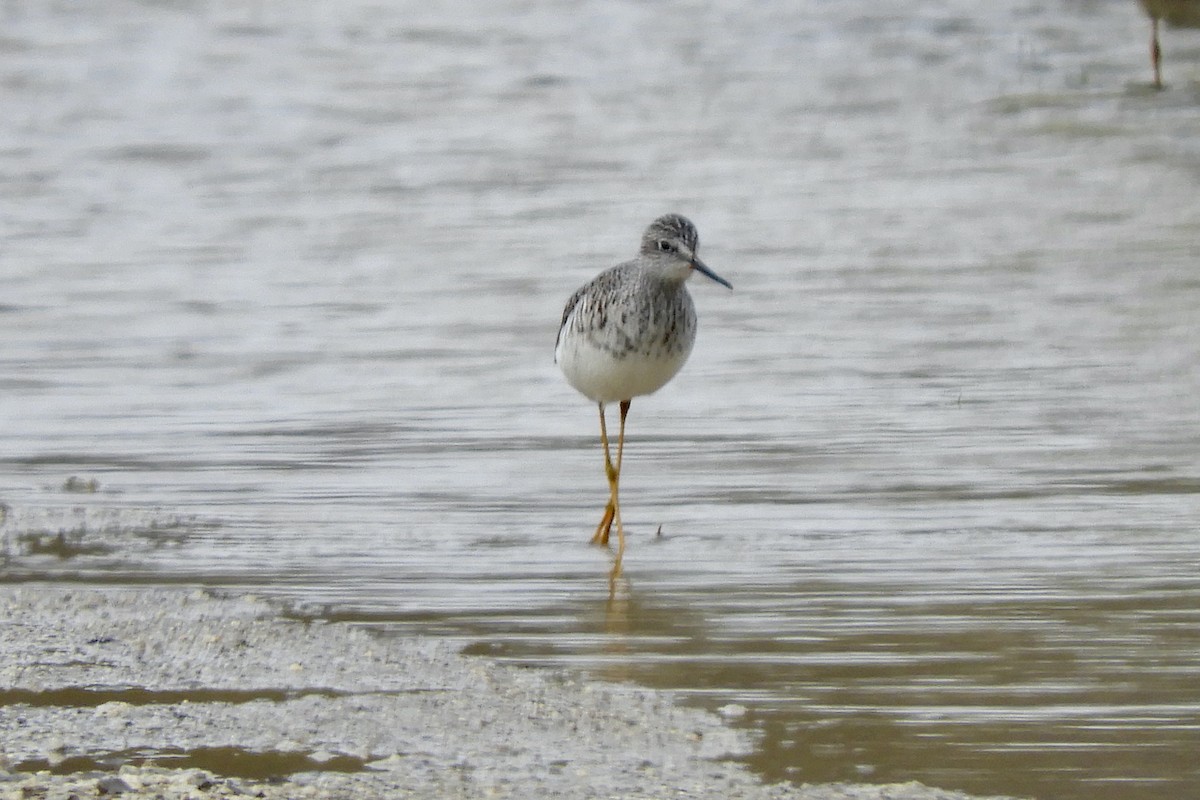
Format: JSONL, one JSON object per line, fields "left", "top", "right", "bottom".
{"left": 611, "top": 400, "right": 630, "bottom": 567}
{"left": 591, "top": 402, "right": 617, "bottom": 545}
{"left": 591, "top": 400, "right": 630, "bottom": 571}
{"left": 606, "top": 402, "right": 631, "bottom": 586}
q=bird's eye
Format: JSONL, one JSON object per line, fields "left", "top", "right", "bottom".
{"left": 657, "top": 240, "right": 674, "bottom": 252}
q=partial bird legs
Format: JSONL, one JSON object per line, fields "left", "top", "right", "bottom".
{"left": 591, "top": 400, "right": 630, "bottom": 572}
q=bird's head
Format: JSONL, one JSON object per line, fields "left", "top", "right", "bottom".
{"left": 640, "top": 214, "right": 732, "bottom": 289}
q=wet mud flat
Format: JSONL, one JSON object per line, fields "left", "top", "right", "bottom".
{"left": 0, "top": 585, "right": 1016, "bottom": 800}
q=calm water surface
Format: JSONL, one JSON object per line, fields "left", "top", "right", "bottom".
{"left": 3, "top": 2, "right": 1200, "bottom": 799}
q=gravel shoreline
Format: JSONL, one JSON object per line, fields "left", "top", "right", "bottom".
{"left": 0, "top": 585, "right": 1017, "bottom": 799}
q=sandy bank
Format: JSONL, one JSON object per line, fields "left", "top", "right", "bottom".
{"left": 0, "top": 585, "right": 1016, "bottom": 799}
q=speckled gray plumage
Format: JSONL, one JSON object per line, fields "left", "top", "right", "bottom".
{"left": 554, "top": 215, "right": 719, "bottom": 404}
{"left": 556, "top": 260, "right": 697, "bottom": 363}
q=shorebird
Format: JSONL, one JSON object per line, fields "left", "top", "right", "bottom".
{"left": 555, "top": 214, "right": 732, "bottom": 578}
{"left": 1138, "top": 0, "right": 1200, "bottom": 87}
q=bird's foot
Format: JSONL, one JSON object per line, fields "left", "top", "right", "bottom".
{"left": 591, "top": 501, "right": 615, "bottom": 545}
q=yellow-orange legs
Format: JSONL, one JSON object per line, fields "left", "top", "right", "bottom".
{"left": 591, "top": 399, "right": 630, "bottom": 578}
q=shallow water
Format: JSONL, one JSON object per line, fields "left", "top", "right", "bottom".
{"left": 3, "top": 1, "right": 1200, "bottom": 799}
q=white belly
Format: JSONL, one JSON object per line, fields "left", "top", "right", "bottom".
{"left": 556, "top": 334, "right": 693, "bottom": 404}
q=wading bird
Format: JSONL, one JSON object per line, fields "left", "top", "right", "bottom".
{"left": 555, "top": 214, "right": 732, "bottom": 579}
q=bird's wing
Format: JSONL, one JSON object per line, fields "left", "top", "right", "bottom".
{"left": 555, "top": 283, "right": 589, "bottom": 355}
{"left": 555, "top": 262, "right": 634, "bottom": 359}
